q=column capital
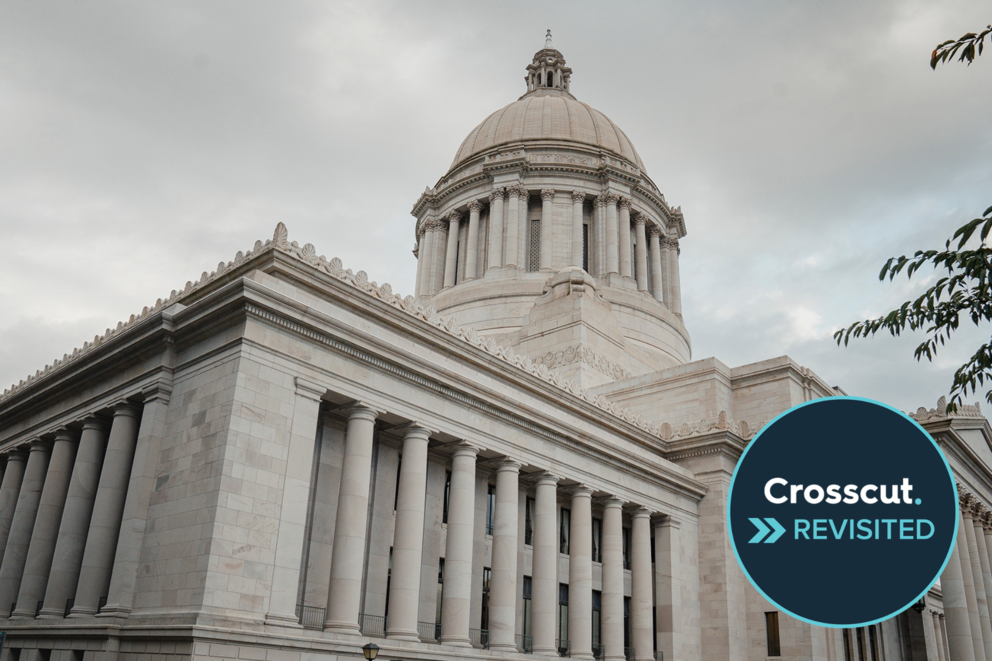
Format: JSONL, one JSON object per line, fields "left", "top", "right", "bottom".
{"left": 663, "top": 236, "right": 681, "bottom": 254}
{"left": 140, "top": 381, "right": 173, "bottom": 406}
{"left": 448, "top": 210, "right": 462, "bottom": 225}
{"left": 571, "top": 190, "right": 586, "bottom": 203}
{"left": 570, "top": 484, "right": 594, "bottom": 499}
{"left": 971, "top": 500, "right": 987, "bottom": 519}
{"left": 594, "top": 194, "right": 608, "bottom": 208}
{"left": 633, "top": 213, "right": 647, "bottom": 226}
{"left": 450, "top": 440, "right": 481, "bottom": 459}
{"left": 601, "top": 496, "right": 625, "bottom": 510}
{"left": 506, "top": 184, "right": 525, "bottom": 198}
{"left": 52, "top": 428, "right": 79, "bottom": 444}
{"left": 295, "top": 377, "right": 325, "bottom": 402}
{"left": 654, "top": 514, "right": 681, "bottom": 529}
{"left": 647, "top": 225, "right": 661, "bottom": 238}
{"left": 112, "top": 400, "right": 143, "bottom": 419}
{"left": 345, "top": 401, "right": 379, "bottom": 422}
{"left": 534, "top": 471, "right": 559, "bottom": 487}
{"left": 468, "top": 199, "right": 484, "bottom": 213}
{"left": 618, "top": 197, "right": 632, "bottom": 211}
{"left": 604, "top": 192, "right": 620, "bottom": 205}
{"left": 631, "top": 506, "right": 652, "bottom": 520}
{"left": 489, "top": 187, "right": 506, "bottom": 202}
{"left": 981, "top": 511, "right": 992, "bottom": 531}
{"left": 28, "top": 438, "right": 53, "bottom": 453}
{"left": 81, "top": 414, "right": 110, "bottom": 433}
{"left": 1, "top": 448, "right": 28, "bottom": 463}
{"left": 960, "top": 488, "right": 976, "bottom": 513}
{"left": 496, "top": 457, "right": 523, "bottom": 473}
{"left": 540, "top": 188, "right": 556, "bottom": 202}
{"left": 399, "top": 422, "right": 433, "bottom": 441}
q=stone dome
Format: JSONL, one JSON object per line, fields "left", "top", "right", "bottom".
{"left": 450, "top": 93, "right": 646, "bottom": 171}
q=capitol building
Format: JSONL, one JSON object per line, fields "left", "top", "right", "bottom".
{"left": 2, "top": 37, "right": 992, "bottom": 661}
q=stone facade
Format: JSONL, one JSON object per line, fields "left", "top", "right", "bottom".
{"left": 0, "top": 38, "right": 987, "bottom": 661}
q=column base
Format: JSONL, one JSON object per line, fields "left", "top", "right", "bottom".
{"left": 439, "top": 636, "right": 473, "bottom": 648}
{"left": 67, "top": 607, "right": 98, "bottom": 618}
{"left": 8, "top": 608, "right": 36, "bottom": 619}
{"left": 532, "top": 646, "right": 560, "bottom": 657}
{"left": 265, "top": 611, "right": 303, "bottom": 628}
{"left": 386, "top": 631, "right": 420, "bottom": 642}
{"left": 604, "top": 655, "right": 626, "bottom": 661}
{"left": 571, "top": 654, "right": 595, "bottom": 661}
{"left": 36, "top": 607, "right": 67, "bottom": 620}
{"left": 490, "top": 643, "right": 517, "bottom": 651}
{"left": 95, "top": 605, "right": 131, "bottom": 618}
{"left": 323, "top": 621, "right": 361, "bottom": 635}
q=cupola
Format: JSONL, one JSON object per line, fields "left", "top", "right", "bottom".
{"left": 522, "top": 31, "right": 573, "bottom": 98}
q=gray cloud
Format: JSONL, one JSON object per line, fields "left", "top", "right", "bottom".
{"left": 2, "top": 0, "right": 990, "bottom": 412}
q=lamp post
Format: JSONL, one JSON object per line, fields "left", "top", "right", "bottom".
{"left": 362, "top": 643, "right": 380, "bottom": 660}
{"left": 912, "top": 598, "right": 927, "bottom": 613}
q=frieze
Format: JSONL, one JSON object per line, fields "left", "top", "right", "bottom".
{"left": 532, "top": 344, "right": 632, "bottom": 381}
{"left": 486, "top": 150, "right": 524, "bottom": 163}
{"left": 529, "top": 153, "right": 595, "bottom": 167}
{"left": 0, "top": 223, "right": 762, "bottom": 445}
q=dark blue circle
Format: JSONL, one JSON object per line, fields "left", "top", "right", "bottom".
{"left": 727, "top": 397, "right": 957, "bottom": 627}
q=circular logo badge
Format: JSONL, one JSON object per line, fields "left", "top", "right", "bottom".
{"left": 727, "top": 397, "right": 958, "bottom": 627}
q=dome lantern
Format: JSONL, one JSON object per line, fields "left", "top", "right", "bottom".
{"left": 523, "top": 31, "right": 573, "bottom": 98}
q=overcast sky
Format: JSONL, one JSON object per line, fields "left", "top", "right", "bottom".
{"left": 1, "top": 1, "right": 990, "bottom": 415}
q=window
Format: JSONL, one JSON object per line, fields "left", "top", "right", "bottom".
{"left": 558, "top": 583, "right": 569, "bottom": 654}
{"left": 525, "top": 497, "right": 536, "bottom": 545}
{"left": 622, "top": 527, "right": 632, "bottom": 569}
{"left": 529, "top": 220, "right": 541, "bottom": 271}
{"left": 651, "top": 532, "right": 655, "bottom": 564}
{"left": 481, "top": 567, "right": 492, "bottom": 631}
{"left": 623, "top": 596, "right": 631, "bottom": 650}
{"left": 486, "top": 484, "right": 496, "bottom": 535}
{"left": 591, "top": 518, "right": 602, "bottom": 562}
{"left": 765, "top": 612, "right": 781, "bottom": 657}
{"left": 523, "top": 576, "right": 533, "bottom": 641}
{"left": 843, "top": 629, "right": 852, "bottom": 661}
{"left": 592, "top": 590, "right": 602, "bottom": 656}
{"left": 856, "top": 628, "right": 866, "bottom": 661}
{"left": 868, "top": 625, "right": 879, "bottom": 661}
{"left": 435, "top": 559, "right": 444, "bottom": 629}
{"left": 560, "top": 508, "right": 571, "bottom": 555}
{"left": 393, "top": 455, "right": 402, "bottom": 511}
{"left": 443, "top": 470, "right": 451, "bottom": 524}
{"left": 385, "top": 547, "right": 393, "bottom": 617}
{"left": 547, "top": 71, "right": 554, "bottom": 87}
{"left": 582, "top": 223, "right": 589, "bottom": 272}
{"left": 631, "top": 237, "right": 637, "bottom": 281}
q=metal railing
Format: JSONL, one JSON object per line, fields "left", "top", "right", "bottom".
{"left": 557, "top": 639, "right": 571, "bottom": 657}
{"left": 418, "top": 621, "right": 441, "bottom": 643}
{"left": 97, "top": 596, "right": 107, "bottom": 613}
{"left": 624, "top": 647, "right": 636, "bottom": 661}
{"left": 64, "top": 599, "right": 74, "bottom": 618}
{"left": 592, "top": 643, "right": 604, "bottom": 659}
{"left": 469, "top": 628, "right": 490, "bottom": 649}
{"left": 359, "top": 613, "right": 386, "bottom": 638}
{"left": 516, "top": 634, "right": 533, "bottom": 653}
{"left": 295, "top": 604, "right": 326, "bottom": 631}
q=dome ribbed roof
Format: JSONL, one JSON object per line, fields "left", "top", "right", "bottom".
{"left": 450, "top": 93, "right": 645, "bottom": 171}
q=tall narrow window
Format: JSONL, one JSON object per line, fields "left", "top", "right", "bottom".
{"left": 843, "top": 629, "right": 852, "bottom": 661}
{"left": 385, "top": 547, "right": 393, "bottom": 617}
{"left": 435, "top": 559, "right": 444, "bottom": 632}
{"left": 523, "top": 576, "right": 533, "bottom": 646}
{"left": 631, "top": 238, "right": 637, "bottom": 281}
{"left": 868, "top": 625, "right": 879, "bottom": 661}
{"left": 481, "top": 567, "right": 492, "bottom": 631}
{"left": 651, "top": 531, "right": 656, "bottom": 564}
{"left": 486, "top": 484, "right": 496, "bottom": 535}
{"left": 443, "top": 470, "right": 451, "bottom": 524}
{"left": 592, "top": 590, "right": 602, "bottom": 656}
{"left": 856, "top": 627, "right": 866, "bottom": 661}
{"left": 525, "top": 497, "right": 536, "bottom": 545}
{"left": 560, "top": 508, "right": 571, "bottom": 555}
{"left": 529, "top": 220, "right": 541, "bottom": 272}
{"left": 582, "top": 223, "right": 589, "bottom": 272}
{"left": 547, "top": 71, "right": 554, "bottom": 87}
{"left": 622, "top": 527, "right": 632, "bottom": 569}
{"left": 393, "top": 455, "right": 402, "bottom": 511}
{"left": 558, "top": 583, "right": 569, "bottom": 654}
{"left": 765, "top": 612, "right": 781, "bottom": 657}
{"left": 623, "top": 596, "right": 631, "bottom": 650}
{"left": 591, "top": 518, "right": 602, "bottom": 562}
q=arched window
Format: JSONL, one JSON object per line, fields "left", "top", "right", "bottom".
{"left": 547, "top": 71, "right": 554, "bottom": 87}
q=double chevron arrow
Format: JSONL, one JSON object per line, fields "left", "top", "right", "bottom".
{"left": 748, "top": 518, "right": 786, "bottom": 544}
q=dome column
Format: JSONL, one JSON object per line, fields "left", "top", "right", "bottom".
{"left": 431, "top": 220, "right": 448, "bottom": 295}
{"left": 488, "top": 188, "right": 505, "bottom": 270}
{"left": 413, "top": 234, "right": 424, "bottom": 298}
{"left": 540, "top": 189, "right": 555, "bottom": 271}
{"left": 619, "top": 199, "right": 633, "bottom": 279}
{"left": 649, "top": 227, "right": 664, "bottom": 302}
{"left": 571, "top": 191, "right": 585, "bottom": 268}
{"left": 604, "top": 194, "right": 620, "bottom": 275}
{"left": 505, "top": 186, "right": 521, "bottom": 268}
{"left": 634, "top": 214, "right": 649, "bottom": 292}
{"left": 666, "top": 237, "right": 682, "bottom": 315}
{"left": 443, "top": 211, "right": 461, "bottom": 289}
{"left": 418, "top": 220, "right": 435, "bottom": 298}
{"left": 465, "top": 200, "right": 482, "bottom": 281}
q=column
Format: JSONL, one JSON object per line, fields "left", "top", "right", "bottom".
{"left": 976, "top": 510, "right": 992, "bottom": 656}
{"left": 324, "top": 402, "right": 379, "bottom": 633}
{"left": 605, "top": 194, "right": 620, "bottom": 274}
{"left": 660, "top": 237, "right": 672, "bottom": 308}
{"left": 440, "top": 442, "right": 479, "bottom": 647}
{"left": 488, "top": 188, "right": 505, "bottom": 270}
{"left": 649, "top": 228, "right": 664, "bottom": 302}
{"left": 655, "top": 516, "right": 682, "bottom": 661}
{"left": 443, "top": 211, "right": 461, "bottom": 289}
{"left": 431, "top": 220, "right": 448, "bottom": 294}
{"left": 505, "top": 187, "right": 519, "bottom": 268}
{"left": 568, "top": 486, "right": 594, "bottom": 661}
{"left": 466, "top": 201, "right": 482, "bottom": 281}
{"left": 12, "top": 430, "right": 78, "bottom": 618}
{"left": 0, "top": 450, "right": 28, "bottom": 568}
{"left": 385, "top": 424, "right": 431, "bottom": 641}
{"left": 965, "top": 503, "right": 992, "bottom": 661}
{"left": 958, "top": 499, "right": 987, "bottom": 661}
{"left": 631, "top": 508, "right": 654, "bottom": 661}
{"left": 571, "top": 191, "right": 585, "bottom": 268}
{"left": 668, "top": 237, "right": 683, "bottom": 315}
{"left": 593, "top": 195, "right": 607, "bottom": 275}
{"left": 517, "top": 189, "right": 529, "bottom": 271}
{"left": 634, "top": 215, "right": 649, "bottom": 292}
{"left": 0, "top": 440, "right": 52, "bottom": 613}
{"left": 933, "top": 612, "right": 946, "bottom": 661}
{"left": 413, "top": 239, "right": 423, "bottom": 299}
{"left": 940, "top": 615, "right": 951, "bottom": 661}
{"left": 489, "top": 458, "right": 521, "bottom": 650}
{"left": 38, "top": 417, "right": 108, "bottom": 618}
{"left": 618, "top": 199, "right": 632, "bottom": 279}
{"left": 418, "top": 221, "right": 435, "bottom": 297}
{"left": 265, "top": 378, "right": 324, "bottom": 626}
{"left": 69, "top": 402, "right": 142, "bottom": 617}
{"left": 532, "top": 473, "right": 559, "bottom": 656}
{"left": 602, "top": 499, "right": 625, "bottom": 661}
{"left": 942, "top": 514, "right": 976, "bottom": 661}
{"left": 540, "top": 189, "right": 555, "bottom": 270}
{"left": 98, "top": 386, "right": 172, "bottom": 618}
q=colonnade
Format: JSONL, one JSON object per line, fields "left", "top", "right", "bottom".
{"left": 415, "top": 185, "right": 682, "bottom": 315}
{"left": 0, "top": 399, "right": 150, "bottom": 621}
{"left": 312, "top": 403, "right": 677, "bottom": 661}
{"left": 939, "top": 489, "right": 992, "bottom": 661}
